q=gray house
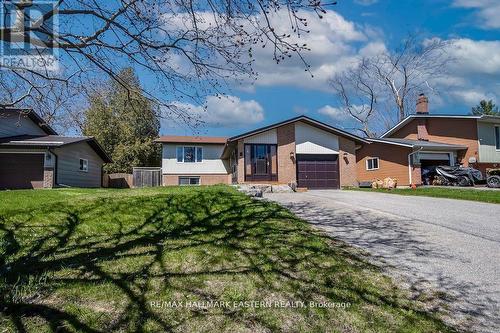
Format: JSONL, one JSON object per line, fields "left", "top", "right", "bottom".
{"left": 0, "top": 108, "right": 112, "bottom": 189}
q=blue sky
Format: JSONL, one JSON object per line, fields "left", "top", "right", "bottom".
{"left": 161, "top": 0, "right": 500, "bottom": 137}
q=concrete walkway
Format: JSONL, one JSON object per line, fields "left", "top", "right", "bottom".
{"left": 265, "top": 190, "right": 500, "bottom": 333}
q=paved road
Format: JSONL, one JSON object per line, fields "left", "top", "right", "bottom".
{"left": 265, "top": 190, "right": 500, "bottom": 333}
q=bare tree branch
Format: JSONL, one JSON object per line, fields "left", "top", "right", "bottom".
{"left": 330, "top": 33, "right": 453, "bottom": 136}
{"left": 0, "top": 0, "right": 336, "bottom": 130}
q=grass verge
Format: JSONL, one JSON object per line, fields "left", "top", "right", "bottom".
{"left": 348, "top": 186, "right": 500, "bottom": 204}
{"left": 0, "top": 186, "right": 456, "bottom": 332}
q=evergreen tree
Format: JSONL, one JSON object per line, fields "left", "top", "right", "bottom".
{"left": 83, "top": 68, "right": 161, "bottom": 173}
{"left": 471, "top": 100, "right": 499, "bottom": 116}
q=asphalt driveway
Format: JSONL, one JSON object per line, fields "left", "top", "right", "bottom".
{"left": 265, "top": 190, "right": 500, "bottom": 333}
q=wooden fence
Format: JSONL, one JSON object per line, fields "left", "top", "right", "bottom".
{"left": 104, "top": 173, "right": 134, "bottom": 188}
{"left": 132, "top": 167, "right": 162, "bottom": 188}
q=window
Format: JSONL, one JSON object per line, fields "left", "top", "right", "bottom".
{"left": 79, "top": 158, "right": 88, "bottom": 172}
{"left": 176, "top": 146, "right": 203, "bottom": 163}
{"left": 184, "top": 147, "right": 195, "bottom": 162}
{"left": 179, "top": 176, "right": 200, "bottom": 186}
{"left": 176, "top": 147, "right": 183, "bottom": 162}
{"left": 366, "top": 157, "right": 379, "bottom": 171}
{"left": 496, "top": 126, "right": 500, "bottom": 150}
{"left": 196, "top": 147, "right": 203, "bottom": 162}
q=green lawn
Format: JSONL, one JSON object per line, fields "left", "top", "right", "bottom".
{"left": 348, "top": 186, "right": 500, "bottom": 204}
{"left": 0, "top": 186, "right": 456, "bottom": 332}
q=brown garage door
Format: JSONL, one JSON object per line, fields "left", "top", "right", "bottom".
{"left": 0, "top": 153, "right": 45, "bottom": 189}
{"left": 297, "top": 154, "right": 339, "bottom": 189}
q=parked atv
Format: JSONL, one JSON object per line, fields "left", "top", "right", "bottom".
{"left": 434, "top": 166, "right": 483, "bottom": 187}
{"left": 486, "top": 168, "right": 500, "bottom": 188}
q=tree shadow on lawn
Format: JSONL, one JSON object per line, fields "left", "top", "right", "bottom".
{"left": 274, "top": 198, "right": 498, "bottom": 333}
{"left": 0, "top": 188, "right": 457, "bottom": 332}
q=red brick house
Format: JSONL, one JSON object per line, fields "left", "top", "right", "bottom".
{"left": 356, "top": 95, "right": 500, "bottom": 186}
{"left": 157, "top": 116, "right": 368, "bottom": 189}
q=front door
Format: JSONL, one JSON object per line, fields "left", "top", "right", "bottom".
{"left": 244, "top": 144, "right": 277, "bottom": 181}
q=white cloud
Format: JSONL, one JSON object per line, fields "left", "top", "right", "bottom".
{"left": 241, "top": 9, "right": 381, "bottom": 91}
{"left": 447, "top": 38, "right": 500, "bottom": 75}
{"left": 449, "top": 89, "right": 495, "bottom": 104}
{"left": 161, "top": 8, "right": 379, "bottom": 92}
{"left": 163, "top": 8, "right": 500, "bottom": 114}
{"left": 174, "top": 95, "right": 264, "bottom": 128}
{"left": 317, "top": 105, "right": 348, "bottom": 120}
{"left": 438, "top": 38, "right": 500, "bottom": 105}
{"left": 452, "top": 0, "right": 500, "bottom": 29}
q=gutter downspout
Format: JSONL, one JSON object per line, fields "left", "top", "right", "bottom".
{"left": 408, "top": 147, "right": 423, "bottom": 186}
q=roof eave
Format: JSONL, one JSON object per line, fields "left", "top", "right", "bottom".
{"left": 228, "top": 115, "right": 368, "bottom": 144}
{"left": 414, "top": 145, "right": 468, "bottom": 151}
{"left": 155, "top": 140, "right": 227, "bottom": 145}
{"left": 366, "top": 139, "right": 413, "bottom": 148}
{"left": 84, "top": 138, "right": 113, "bottom": 163}
{"left": 381, "top": 114, "right": 486, "bottom": 138}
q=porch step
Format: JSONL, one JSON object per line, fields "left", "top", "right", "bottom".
{"left": 295, "top": 187, "right": 308, "bottom": 193}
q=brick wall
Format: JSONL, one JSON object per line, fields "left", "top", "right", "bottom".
{"left": 276, "top": 123, "right": 296, "bottom": 184}
{"left": 338, "top": 137, "right": 357, "bottom": 187}
{"left": 391, "top": 118, "right": 479, "bottom": 166}
{"left": 163, "top": 174, "right": 230, "bottom": 186}
{"left": 43, "top": 168, "right": 54, "bottom": 188}
{"left": 237, "top": 139, "right": 245, "bottom": 183}
{"left": 357, "top": 142, "right": 414, "bottom": 186}
{"left": 411, "top": 165, "right": 422, "bottom": 186}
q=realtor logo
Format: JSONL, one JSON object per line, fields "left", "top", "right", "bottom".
{"left": 0, "top": 0, "right": 58, "bottom": 70}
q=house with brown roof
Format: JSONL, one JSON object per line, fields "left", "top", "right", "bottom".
{"left": 157, "top": 115, "right": 368, "bottom": 189}
{"left": 0, "top": 109, "right": 112, "bottom": 189}
{"left": 356, "top": 94, "right": 500, "bottom": 186}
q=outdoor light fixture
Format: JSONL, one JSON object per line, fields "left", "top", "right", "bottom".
{"left": 343, "top": 152, "right": 348, "bottom": 158}
{"left": 290, "top": 151, "right": 295, "bottom": 159}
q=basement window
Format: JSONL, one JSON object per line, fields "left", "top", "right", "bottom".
{"left": 179, "top": 176, "right": 200, "bottom": 186}
{"left": 366, "top": 158, "right": 379, "bottom": 171}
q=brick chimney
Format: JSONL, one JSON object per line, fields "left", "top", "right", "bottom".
{"left": 416, "top": 93, "right": 429, "bottom": 114}
{"left": 416, "top": 93, "right": 429, "bottom": 140}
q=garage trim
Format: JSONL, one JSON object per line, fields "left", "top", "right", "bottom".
{"left": 418, "top": 151, "right": 454, "bottom": 166}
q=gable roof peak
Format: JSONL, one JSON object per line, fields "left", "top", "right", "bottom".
{"left": 228, "top": 115, "right": 368, "bottom": 143}
{"left": 1, "top": 107, "right": 58, "bottom": 135}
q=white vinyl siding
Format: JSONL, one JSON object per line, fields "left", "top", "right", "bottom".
{"left": 366, "top": 158, "right": 379, "bottom": 171}
{"left": 477, "top": 121, "right": 500, "bottom": 162}
{"left": 295, "top": 121, "right": 339, "bottom": 154}
{"left": 0, "top": 111, "right": 46, "bottom": 137}
{"left": 243, "top": 129, "right": 277, "bottom": 144}
{"left": 162, "top": 143, "right": 229, "bottom": 174}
